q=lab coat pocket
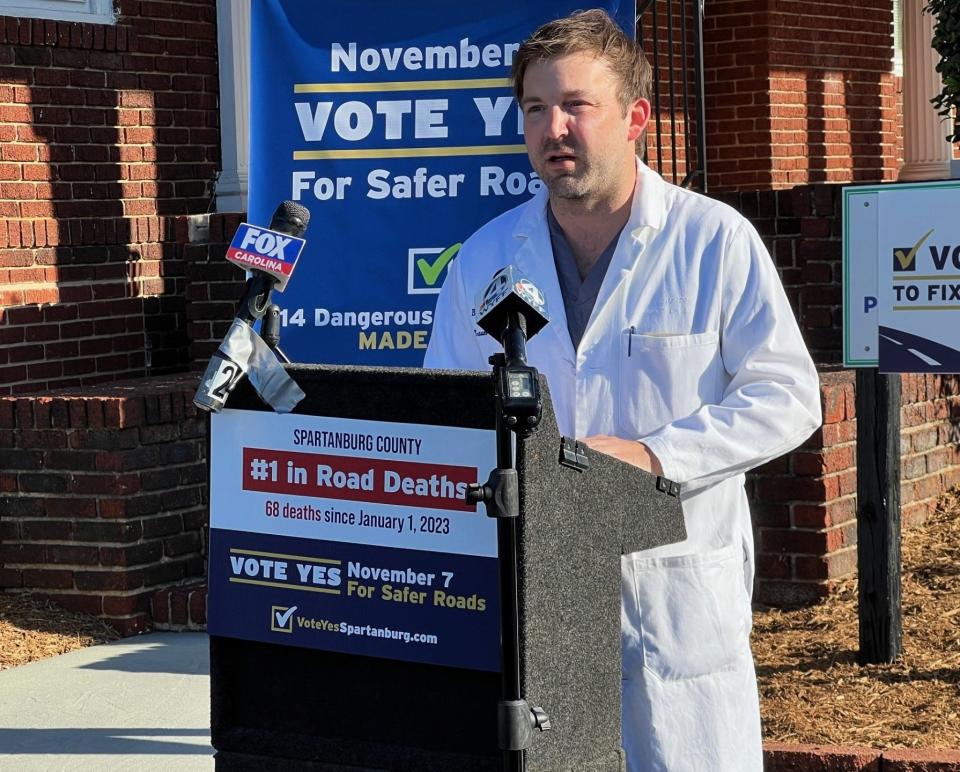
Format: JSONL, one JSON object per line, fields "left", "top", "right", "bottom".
{"left": 630, "top": 545, "right": 748, "bottom": 682}
{"left": 618, "top": 330, "right": 721, "bottom": 436}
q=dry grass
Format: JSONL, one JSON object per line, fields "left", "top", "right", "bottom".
{"left": 754, "top": 489, "right": 960, "bottom": 749}
{"left": 0, "top": 593, "right": 118, "bottom": 671}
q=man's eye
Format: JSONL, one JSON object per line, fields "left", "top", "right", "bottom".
{"left": 525, "top": 105, "right": 544, "bottom": 115}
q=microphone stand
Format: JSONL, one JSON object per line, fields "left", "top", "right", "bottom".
{"left": 236, "top": 275, "right": 289, "bottom": 363}
{"left": 261, "top": 304, "right": 290, "bottom": 364}
{"left": 468, "top": 310, "right": 550, "bottom": 772}
{"left": 236, "top": 271, "right": 274, "bottom": 324}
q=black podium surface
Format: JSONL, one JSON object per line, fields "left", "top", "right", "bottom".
{"left": 209, "top": 365, "right": 685, "bottom": 771}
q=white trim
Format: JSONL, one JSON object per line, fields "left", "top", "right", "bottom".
{"left": 899, "top": 0, "right": 952, "bottom": 181}
{"left": 892, "top": 0, "right": 903, "bottom": 77}
{"left": 215, "top": 0, "right": 250, "bottom": 213}
{"left": 0, "top": 0, "right": 116, "bottom": 25}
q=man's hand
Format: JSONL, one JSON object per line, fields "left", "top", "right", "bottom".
{"left": 582, "top": 435, "right": 663, "bottom": 475}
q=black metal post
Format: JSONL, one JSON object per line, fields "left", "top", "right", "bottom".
{"left": 494, "top": 404, "right": 524, "bottom": 772}
{"left": 855, "top": 369, "right": 902, "bottom": 663}
{"left": 693, "top": 0, "right": 707, "bottom": 193}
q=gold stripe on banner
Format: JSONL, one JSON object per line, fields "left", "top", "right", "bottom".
{"left": 229, "top": 548, "right": 341, "bottom": 565}
{"left": 293, "top": 144, "right": 527, "bottom": 160}
{"left": 294, "top": 77, "right": 511, "bottom": 93}
{"left": 229, "top": 577, "right": 342, "bottom": 594}
{"left": 893, "top": 305, "right": 960, "bottom": 311}
{"left": 893, "top": 275, "right": 960, "bottom": 280}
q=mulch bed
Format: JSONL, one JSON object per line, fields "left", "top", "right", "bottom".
{"left": 0, "top": 593, "right": 117, "bottom": 671}
{"left": 754, "top": 489, "right": 960, "bottom": 749}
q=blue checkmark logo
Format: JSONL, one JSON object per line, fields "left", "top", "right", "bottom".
{"left": 270, "top": 605, "right": 298, "bottom": 633}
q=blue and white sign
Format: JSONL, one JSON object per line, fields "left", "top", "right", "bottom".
{"left": 248, "top": 0, "right": 632, "bottom": 365}
{"left": 842, "top": 188, "right": 879, "bottom": 367}
{"left": 207, "top": 409, "right": 500, "bottom": 671}
{"left": 877, "top": 182, "right": 960, "bottom": 372}
{"left": 843, "top": 180, "right": 960, "bottom": 371}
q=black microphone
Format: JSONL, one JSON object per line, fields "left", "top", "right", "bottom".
{"left": 473, "top": 266, "right": 549, "bottom": 431}
{"left": 193, "top": 201, "right": 311, "bottom": 413}
{"left": 234, "top": 200, "right": 311, "bottom": 323}
{"left": 474, "top": 265, "right": 549, "bottom": 367}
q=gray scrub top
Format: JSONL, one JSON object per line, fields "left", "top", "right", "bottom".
{"left": 547, "top": 205, "right": 623, "bottom": 351}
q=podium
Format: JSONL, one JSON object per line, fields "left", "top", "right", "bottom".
{"left": 208, "top": 364, "right": 685, "bottom": 771}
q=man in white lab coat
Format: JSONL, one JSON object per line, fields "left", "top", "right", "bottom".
{"left": 424, "top": 9, "right": 821, "bottom": 771}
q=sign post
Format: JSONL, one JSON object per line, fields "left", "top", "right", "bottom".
{"left": 843, "top": 180, "right": 960, "bottom": 663}
{"left": 854, "top": 369, "right": 902, "bottom": 664}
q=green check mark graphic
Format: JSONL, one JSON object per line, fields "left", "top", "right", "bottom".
{"left": 894, "top": 228, "right": 935, "bottom": 270}
{"left": 417, "top": 243, "right": 462, "bottom": 286}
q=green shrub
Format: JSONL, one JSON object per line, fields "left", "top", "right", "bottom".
{"left": 925, "top": 0, "right": 960, "bottom": 142}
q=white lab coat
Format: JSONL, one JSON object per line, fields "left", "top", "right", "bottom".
{"left": 424, "top": 160, "right": 821, "bottom": 771}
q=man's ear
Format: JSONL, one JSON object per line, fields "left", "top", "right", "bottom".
{"left": 626, "top": 97, "right": 651, "bottom": 142}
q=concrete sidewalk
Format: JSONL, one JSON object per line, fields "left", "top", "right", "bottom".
{"left": 0, "top": 633, "right": 214, "bottom": 772}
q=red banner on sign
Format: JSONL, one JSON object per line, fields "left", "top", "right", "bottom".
{"left": 242, "top": 447, "right": 477, "bottom": 512}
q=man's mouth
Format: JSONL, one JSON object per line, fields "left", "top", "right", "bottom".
{"left": 545, "top": 152, "right": 577, "bottom": 166}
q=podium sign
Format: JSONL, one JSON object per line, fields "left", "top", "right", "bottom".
{"left": 208, "top": 408, "right": 500, "bottom": 671}
{"left": 208, "top": 367, "right": 686, "bottom": 771}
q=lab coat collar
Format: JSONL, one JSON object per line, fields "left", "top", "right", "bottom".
{"left": 629, "top": 158, "right": 667, "bottom": 238}
{"left": 506, "top": 158, "right": 669, "bottom": 364}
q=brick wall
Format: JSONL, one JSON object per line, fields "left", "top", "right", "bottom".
{"left": 750, "top": 371, "right": 960, "bottom": 606}
{"left": 180, "top": 212, "right": 245, "bottom": 364}
{"left": 0, "top": 3, "right": 952, "bottom": 623}
{"left": 0, "top": 375, "right": 206, "bottom": 634}
{"left": 704, "top": 0, "right": 899, "bottom": 191}
{"left": 713, "top": 183, "right": 843, "bottom": 364}
{"left": 8, "top": 169, "right": 955, "bottom": 623}
{"left": 0, "top": 1, "right": 218, "bottom": 394}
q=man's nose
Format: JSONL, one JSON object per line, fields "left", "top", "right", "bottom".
{"left": 545, "top": 106, "right": 568, "bottom": 140}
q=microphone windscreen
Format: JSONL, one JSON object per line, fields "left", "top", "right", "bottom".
{"left": 474, "top": 265, "right": 549, "bottom": 341}
{"left": 270, "top": 200, "right": 311, "bottom": 237}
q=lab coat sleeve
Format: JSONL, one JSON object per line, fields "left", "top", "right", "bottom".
{"left": 423, "top": 251, "right": 488, "bottom": 371}
{"left": 640, "top": 220, "right": 822, "bottom": 489}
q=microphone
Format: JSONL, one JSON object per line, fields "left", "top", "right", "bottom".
{"left": 193, "top": 201, "right": 310, "bottom": 414}
{"left": 473, "top": 266, "right": 549, "bottom": 431}
{"left": 227, "top": 200, "right": 310, "bottom": 322}
{"left": 474, "top": 265, "right": 549, "bottom": 366}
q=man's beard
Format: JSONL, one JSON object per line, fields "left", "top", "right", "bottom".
{"left": 535, "top": 141, "right": 598, "bottom": 200}
{"left": 546, "top": 172, "right": 593, "bottom": 199}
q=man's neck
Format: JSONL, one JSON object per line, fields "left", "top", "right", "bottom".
{"left": 549, "top": 170, "right": 637, "bottom": 280}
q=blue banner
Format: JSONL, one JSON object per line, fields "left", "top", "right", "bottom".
{"left": 249, "top": 0, "right": 632, "bottom": 365}
{"left": 208, "top": 528, "right": 501, "bottom": 670}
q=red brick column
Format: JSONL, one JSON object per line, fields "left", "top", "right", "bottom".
{"left": 0, "top": 374, "right": 206, "bottom": 634}
{"left": 752, "top": 371, "right": 960, "bottom": 605}
{"left": 704, "top": 0, "right": 899, "bottom": 191}
{"left": 899, "top": 374, "right": 960, "bottom": 527}
{"left": 751, "top": 371, "right": 857, "bottom": 605}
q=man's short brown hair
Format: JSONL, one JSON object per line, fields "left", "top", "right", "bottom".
{"left": 511, "top": 9, "right": 652, "bottom": 112}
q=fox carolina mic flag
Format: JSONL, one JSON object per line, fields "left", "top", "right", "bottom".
{"left": 248, "top": 0, "right": 632, "bottom": 365}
